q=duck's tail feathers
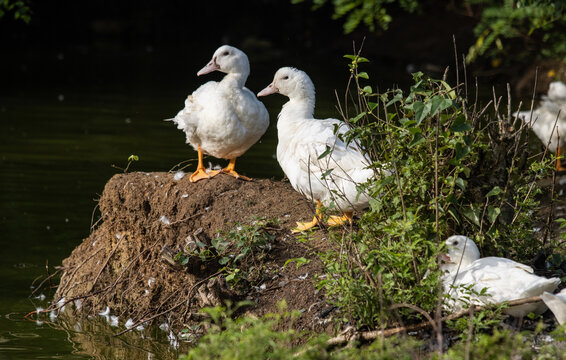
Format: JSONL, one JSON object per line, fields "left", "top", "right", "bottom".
{"left": 515, "top": 110, "right": 534, "bottom": 121}
{"left": 541, "top": 289, "right": 566, "bottom": 325}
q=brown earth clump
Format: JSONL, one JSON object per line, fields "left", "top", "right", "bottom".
{"left": 54, "top": 171, "right": 337, "bottom": 336}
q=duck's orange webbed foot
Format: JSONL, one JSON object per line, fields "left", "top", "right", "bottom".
{"left": 221, "top": 158, "right": 251, "bottom": 181}
{"left": 189, "top": 167, "right": 212, "bottom": 182}
{"left": 327, "top": 211, "right": 354, "bottom": 227}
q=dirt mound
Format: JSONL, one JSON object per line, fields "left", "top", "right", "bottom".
{"left": 54, "top": 172, "right": 336, "bottom": 336}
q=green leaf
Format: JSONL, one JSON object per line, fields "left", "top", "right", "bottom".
{"left": 219, "top": 257, "right": 230, "bottom": 265}
{"left": 454, "top": 143, "right": 470, "bottom": 161}
{"left": 409, "top": 101, "right": 431, "bottom": 124}
{"left": 462, "top": 205, "right": 481, "bottom": 226}
{"left": 455, "top": 177, "right": 466, "bottom": 191}
{"left": 408, "top": 132, "right": 425, "bottom": 148}
{"left": 362, "top": 85, "right": 373, "bottom": 94}
{"left": 358, "top": 71, "right": 369, "bottom": 79}
{"left": 317, "top": 145, "right": 332, "bottom": 160}
{"left": 128, "top": 154, "right": 139, "bottom": 161}
{"left": 350, "top": 112, "right": 366, "bottom": 124}
{"left": 283, "top": 257, "right": 311, "bottom": 269}
{"left": 429, "top": 95, "right": 453, "bottom": 115}
{"left": 451, "top": 115, "right": 472, "bottom": 132}
{"left": 225, "top": 271, "right": 237, "bottom": 283}
{"left": 487, "top": 206, "right": 501, "bottom": 224}
{"left": 486, "top": 186, "right": 503, "bottom": 198}
{"left": 321, "top": 168, "right": 334, "bottom": 179}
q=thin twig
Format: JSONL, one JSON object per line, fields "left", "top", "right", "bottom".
{"left": 114, "top": 270, "right": 224, "bottom": 336}
{"left": 326, "top": 295, "right": 545, "bottom": 346}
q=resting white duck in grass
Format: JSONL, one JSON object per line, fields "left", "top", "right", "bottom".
{"left": 517, "top": 81, "right": 566, "bottom": 172}
{"left": 257, "top": 67, "right": 379, "bottom": 231}
{"left": 169, "top": 45, "right": 269, "bottom": 182}
{"left": 441, "top": 235, "right": 560, "bottom": 318}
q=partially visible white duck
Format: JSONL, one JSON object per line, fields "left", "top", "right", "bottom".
{"left": 441, "top": 235, "right": 560, "bottom": 317}
{"left": 170, "top": 45, "right": 269, "bottom": 182}
{"left": 541, "top": 288, "right": 566, "bottom": 325}
{"left": 518, "top": 81, "right": 566, "bottom": 172}
{"left": 257, "top": 67, "right": 383, "bottom": 231}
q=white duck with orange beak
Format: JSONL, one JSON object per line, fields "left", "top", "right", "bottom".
{"left": 169, "top": 45, "right": 269, "bottom": 182}
{"left": 258, "top": 67, "right": 386, "bottom": 231}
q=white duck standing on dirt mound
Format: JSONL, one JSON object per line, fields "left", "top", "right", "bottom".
{"left": 169, "top": 45, "right": 269, "bottom": 182}
{"left": 441, "top": 235, "right": 560, "bottom": 318}
{"left": 258, "top": 67, "right": 383, "bottom": 232}
{"left": 517, "top": 81, "right": 566, "bottom": 172}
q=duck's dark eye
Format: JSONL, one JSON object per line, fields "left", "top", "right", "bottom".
{"left": 222, "top": 51, "right": 229, "bottom": 56}
{"left": 282, "top": 76, "right": 289, "bottom": 80}
{"left": 453, "top": 241, "right": 459, "bottom": 246}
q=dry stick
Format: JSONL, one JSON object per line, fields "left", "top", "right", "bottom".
{"left": 462, "top": 54, "right": 469, "bottom": 102}
{"left": 29, "top": 269, "right": 62, "bottom": 298}
{"left": 90, "top": 236, "right": 124, "bottom": 292}
{"left": 90, "top": 202, "right": 100, "bottom": 231}
{"left": 473, "top": 77, "right": 480, "bottom": 129}
{"left": 494, "top": 88, "right": 526, "bottom": 224}
{"left": 325, "top": 295, "right": 544, "bottom": 346}
{"left": 390, "top": 303, "right": 438, "bottom": 334}
{"left": 168, "top": 158, "right": 195, "bottom": 173}
{"left": 56, "top": 246, "right": 106, "bottom": 296}
{"left": 452, "top": 35, "right": 460, "bottom": 98}
{"left": 167, "top": 211, "right": 204, "bottom": 227}
{"left": 507, "top": 69, "right": 542, "bottom": 223}
{"left": 114, "top": 270, "right": 224, "bottom": 336}
{"left": 464, "top": 306, "right": 474, "bottom": 360}
{"left": 40, "top": 283, "right": 118, "bottom": 317}
{"left": 507, "top": 83, "right": 512, "bottom": 128}
{"left": 537, "top": 110, "right": 562, "bottom": 245}
{"left": 511, "top": 111, "right": 561, "bottom": 226}
{"left": 90, "top": 238, "right": 163, "bottom": 312}
{"left": 434, "top": 108, "right": 443, "bottom": 356}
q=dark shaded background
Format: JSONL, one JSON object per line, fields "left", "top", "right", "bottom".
{"left": 0, "top": 0, "right": 483, "bottom": 98}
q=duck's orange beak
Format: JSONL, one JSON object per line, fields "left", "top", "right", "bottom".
{"left": 197, "top": 57, "right": 220, "bottom": 76}
{"left": 257, "top": 82, "right": 278, "bottom": 97}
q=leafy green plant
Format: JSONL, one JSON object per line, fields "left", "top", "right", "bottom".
{"left": 283, "top": 257, "right": 311, "bottom": 269}
{"left": 292, "top": 0, "right": 418, "bottom": 33}
{"left": 0, "top": 0, "right": 31, "bottom": 23}
{"left": 466, "top": 0, "right": 566, "bottom": 65}
{"left": 180, "top": 302, "right": 565, "bottom": 359}
{"left": 111, "top": 154, "right": 139, "bottom": 173}
{"left": 180, "top": 301, "right": 303, "bottom": 360}
{"left": 181, "top": 301, "right": 429, "bottom": 360}
{"left": 316, "top": 51, "right": 553, "bottom": 330}
{"left": 211, "top": 217, "right": 279, "bottom": 292}
{"left": 294, "top": 0, "right": 566, "bottom": 65}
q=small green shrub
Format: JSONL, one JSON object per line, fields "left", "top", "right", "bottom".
{"left": 0, "top": 0, "right": 31, "bottom": 23}
{"left": 466, "top": 0, "right": 566, "bottom": 65}
{"left": 181, "top": 304, "right": 566, "bottom": 359}
{"left": 177, "top": 217, "right": 279, "bottom": 293}
{"left": 294, "top": 1, "right": 566, "bottom": 65}
{"left": 316, "top": 52, "right": 553, "bottom": 329}
{"left": 180, "top": 302, "right": 302, "bottom": 360}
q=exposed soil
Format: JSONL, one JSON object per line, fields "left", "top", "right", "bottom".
{"left": 54, "top": 171, "right": 338, "bottom": 337}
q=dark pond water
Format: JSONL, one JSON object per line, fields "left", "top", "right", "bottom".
{"left": 1, "top": 43, "right": 409, "bottom": 358}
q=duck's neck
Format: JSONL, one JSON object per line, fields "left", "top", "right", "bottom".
{"left": 221, "top": 72, "right": 248, "bottom": 88}
{"left": 279, "top": 96, "right": 315, "bottom": 123}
